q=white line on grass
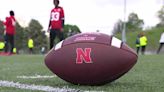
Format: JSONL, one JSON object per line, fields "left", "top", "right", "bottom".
{"left": 84, "top": 91, "right": 104, "bottom": 92}
{"left": 17, "top": 75, "right": 56, "bottom": 79}
{"left": 0, "top": 80, "right": 80, "bottom": 92}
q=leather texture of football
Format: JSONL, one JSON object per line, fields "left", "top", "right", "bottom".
{"left": 45, "top": 32, "right": 138, "bottom": 85}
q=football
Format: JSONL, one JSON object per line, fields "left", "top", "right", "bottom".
{"left": 45, "top": 32, "right": 138, "bottom": 85}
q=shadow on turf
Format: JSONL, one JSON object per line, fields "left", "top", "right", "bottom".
{"left": 34, "top": 78, "right": 142, "bottom": 92}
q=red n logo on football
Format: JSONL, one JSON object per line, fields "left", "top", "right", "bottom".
{"left": 76, "top": 48, "right": 92, "bottom": 64}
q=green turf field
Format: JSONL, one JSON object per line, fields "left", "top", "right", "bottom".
{"left": 0, "top": 54, "right": 164, "bottom": 92}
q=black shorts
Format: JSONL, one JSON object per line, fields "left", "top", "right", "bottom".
{"left": 0, "top": 49, "right": 3, "bottom": 51}
{"left": 50, "top": 29, "right": 64, "bottom": 41}
{"left": 49, "top": 29, "right": 64, "bottom": 49}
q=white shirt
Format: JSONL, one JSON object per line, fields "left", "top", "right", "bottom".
{"left": 159, "top": 32, "right": 164, "bottom": 43}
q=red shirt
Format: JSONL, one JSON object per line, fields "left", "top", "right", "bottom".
{"left": 50, "top": 6, "right": 64, "bottom": 29}
{"left": 3, "top": 16, "right": 16, "bottom": 35}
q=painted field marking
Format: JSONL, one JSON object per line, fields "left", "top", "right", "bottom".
{"left": 0, "top": 80, "right": 79, "bottom": 92}
{"left": 17, "top": 75, "right": 56, "bottom": 79}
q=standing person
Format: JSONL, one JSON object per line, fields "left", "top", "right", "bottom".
{"left": 41, "top": 46, "right": 46, "bottom": 54}
{"left": 157, "top": 32, "right": 164, "bottom": 54}
{"left": 0, "top": 39, "right": 5, "bottom": 52}
{"left": 135, "top": 33, "right": 140, "bottom": 54}
{"left": 12, "top": 47, "right": 17, "bottom": 54}
{"left": 28, "top": 37, "right": 34, "bottom": 54}
{"left": 3, "top": 10, "right": 16, "bottom": 54}
{"left": 47, "top": 0, "right": 65, "bottom": 49}
{"left": 139, "top": 32, "right": 147, "bottom": 55}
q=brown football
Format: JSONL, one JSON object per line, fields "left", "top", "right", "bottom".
{"left": 45, "top": 32, "right": 138, "bottom": 85}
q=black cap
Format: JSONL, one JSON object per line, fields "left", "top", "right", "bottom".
{"left": 10, "top": 10, "right": 14, "bottom": 16}
{"left": 54, "top": 0, "right": 59, "bottom": 4}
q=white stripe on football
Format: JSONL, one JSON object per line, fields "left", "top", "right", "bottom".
{"left": 111, "top": 37, "right": 122, "bottom": 48}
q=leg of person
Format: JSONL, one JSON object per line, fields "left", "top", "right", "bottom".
{"left": 29, "top": 48, "right": 31, "bottom": 54}
{"left": 10, "top": 35, "right": 14, "bottom": 54}
{"left": 58, "top": 31, "right": 64, "bottom": 41}
{"left": 31, "top": 48, "right": 33, "bottom": 54}
{"left": 50, "top": 30, "right": 56, "bottom": 49}
{"left": 29, "top": 48, "right": 33, "bottom": 54}
{"left": 141, "top": 46, "right": 146, "bottom": 55}
{"left": 157, "top": 43, "right": 163, "bottom": 54}
{"left": 4, "top": 42, "right": 9, "bottom": 52}
{"left": 136, "top": 47, "right": 140, "bottom": 54}
{"left": 4, "top": 34, "right": 9, "bottom": 53}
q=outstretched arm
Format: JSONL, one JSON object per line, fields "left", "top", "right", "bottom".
{"left": 60, "top": 7, "right": 65, "bottom": 32}
{"left": 47, "top": 16, "right": 51, "bottom": 32}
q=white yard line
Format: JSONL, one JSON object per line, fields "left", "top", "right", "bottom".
{"left": 84, "top": 91, "right": 104, "bottom": 92}
{"left": 0, "top": 80, "right": 79, "bottom": 92}
{"left": 17, "top": 75, "right": 56, "bottom": 79}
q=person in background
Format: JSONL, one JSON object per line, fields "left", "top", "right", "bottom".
{"left": 0, "top": 39, "right": 5, "bottom": 53}
{"left": 13, "top": 47, "right": 17, "bottom": 54}
{"left": 157, "top": 32, "right": 164, "bottom": 54}
{"left": 135, "top": 33, "right": 140, "bottom": 54}
{"left": 41, "top": 46, "right": 46, "bottom": 54}
{"left": 3, "top": 10, "right": 16, "bottom": 54}
{"left": 28, "top": 37, "right": 34, "bottom": 54}
{"left": 139, "top": 32, "right": 148, "bottom": 55}
{"left": 47, "top": 0, "right": 65, "bottom": 50}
